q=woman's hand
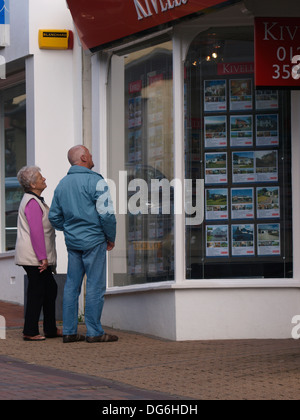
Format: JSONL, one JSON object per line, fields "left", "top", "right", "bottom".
{"left": 39, "top": 259, "right": 48, "bottom": 272}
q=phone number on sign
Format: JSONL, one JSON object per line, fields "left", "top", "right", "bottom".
{"left": 272, "top": 54, "right": 300, "bottom": 80}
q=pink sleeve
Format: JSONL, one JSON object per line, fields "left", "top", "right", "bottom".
{"left": 24, "top": 199, "right": 47, "bottom": 261}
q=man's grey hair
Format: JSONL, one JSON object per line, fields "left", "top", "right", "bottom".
{"left": 17, "top": 166, "right": 41, "bottom": 192}
{"left": 68, "top": 145, "right": 86, "bottom": 166}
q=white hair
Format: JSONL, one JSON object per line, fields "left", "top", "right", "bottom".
{"left": 17, "top": 166, "right": 41, "bottom": 192}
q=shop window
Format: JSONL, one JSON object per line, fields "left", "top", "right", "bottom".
{"left": 184, "top": 27, "right": 293, "bottom": 279}
{"left": 1, "top": 81, "right": 26, "bottom": 251}
{"left": 108, "top": 40, "right": 174, "bottom": 286}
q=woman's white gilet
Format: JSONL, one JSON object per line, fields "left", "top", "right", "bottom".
{"left": 15, "top": 193, "right": 57, "bottom": 266}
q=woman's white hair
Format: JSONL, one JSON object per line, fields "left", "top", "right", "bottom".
{"left": 17, "top": 166, "right": 41, "bottom": 192}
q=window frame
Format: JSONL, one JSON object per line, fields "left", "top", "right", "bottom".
{"left": 103, "top": 24, "right": 300, "bottom": 292}
{"left": 106, "top": 36, "right": 176, "bottom": 288}
{"left": 0, "top": 72, "right": 26, "bottom": 253}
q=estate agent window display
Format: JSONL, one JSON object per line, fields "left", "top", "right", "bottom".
{"left": 184, "top": 26, "right": 293, "bottom": 280}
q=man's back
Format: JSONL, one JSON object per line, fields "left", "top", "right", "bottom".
{"left": 49, "top": 165, "right": 116, "bottom": 251}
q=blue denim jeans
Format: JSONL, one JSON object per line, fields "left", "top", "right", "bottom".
{"left": 63, "top": 242, "right": 107, "bottom": 337}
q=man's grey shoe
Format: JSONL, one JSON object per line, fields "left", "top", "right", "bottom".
{"left": 63, "top": 334, "right": 85, "bottom": 343}
{"left": 86, "top": 334, "right": 118, "bottom": 343}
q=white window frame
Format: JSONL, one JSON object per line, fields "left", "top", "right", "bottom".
{"left": 0, "top": 72, "right": 26, "bottom": 254}
{"left": 97, "top": 12, "right": 300, "bottom": 292}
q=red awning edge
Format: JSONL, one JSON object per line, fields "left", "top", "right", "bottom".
{"left": 66, "top": 0, "right": 237, "bottom": 51}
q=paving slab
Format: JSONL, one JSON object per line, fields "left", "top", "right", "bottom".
{"left": 1, "top": 301, "right": 300, "bottom": 400}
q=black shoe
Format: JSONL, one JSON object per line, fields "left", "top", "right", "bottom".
{"left": 63, "top": 334, "right": 85, "bottom": 343}
{"left": 86, "top": 333, "right": 118, "bottom": 343}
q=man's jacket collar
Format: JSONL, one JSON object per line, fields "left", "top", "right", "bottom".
{"left": 67, "top": 165, "right": 99, "bottom": 176}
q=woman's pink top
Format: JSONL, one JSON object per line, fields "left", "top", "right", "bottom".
{"left": 24, "top": 199, "right": 47, "bottom": 261}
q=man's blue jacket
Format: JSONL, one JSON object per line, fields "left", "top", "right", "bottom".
{"left": 49, "top": 166, "right": 116, "bottom": 251}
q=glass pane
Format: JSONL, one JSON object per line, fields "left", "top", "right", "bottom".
{"left": 108, "top": 40, "right": 174, "bottom": 287}
{"left": 4, "top": 83, "right": 26, "bottom": 250}
{"left": 184, "top": 27, "right": 293, "bottom": 279}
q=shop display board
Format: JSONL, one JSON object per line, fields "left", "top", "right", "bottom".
{"left": 187, "top": 74, "right": 291, "bottom": 272}
{"left": 185, "top": 27, "right": 292, "bottom": 280}
{"left": 203, "top": 77, "right": 283, "bottom": 259}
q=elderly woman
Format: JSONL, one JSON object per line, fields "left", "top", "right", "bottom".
{"left": 15, "top": 166, "right": 62, "bottom": 341}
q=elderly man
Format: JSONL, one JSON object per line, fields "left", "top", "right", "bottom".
{"left": 49, "top": 145, "right": 117, "bottom": 343}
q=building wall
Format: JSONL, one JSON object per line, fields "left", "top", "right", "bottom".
{"left": 102, "top": 287, "right": 177, "bottom": 340}
{"left": 0, "top": 252, "right": 25, "bottom": 304}
{"left": 0, "top": 0, "right": 80, "bottom": 304}
{"left": 102, "top": 286, "right": 300, "bottom": 341}
{"left": 27, "top": 0, "right": 82, "bottom": 274}
{"left": 175, "top": 288, "right": 300, "bottom": 340}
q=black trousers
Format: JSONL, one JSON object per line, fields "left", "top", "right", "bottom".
{"left": 23, "top": 266, "right": 58, "bottom": 337}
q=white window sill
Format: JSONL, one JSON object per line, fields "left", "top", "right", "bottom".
{"left": 106, "top": 278, "right": 300, "bottom": 295}
{"left": 0, "top": 251, "right": 15, "bottom": 260}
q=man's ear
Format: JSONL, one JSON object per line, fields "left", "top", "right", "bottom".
{"left": 80, "top": 154, "right": 87, "bottom": 163}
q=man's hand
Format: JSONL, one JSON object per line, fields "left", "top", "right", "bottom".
{"left": 107, "top": 241, "right": 115, "bottom": 251}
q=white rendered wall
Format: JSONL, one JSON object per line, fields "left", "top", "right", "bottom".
{"left": 102, "top": 287, "right": 177, "bottom": 340}
{"left": 175, "top": 288, "right": 300, "bottom": 340}
{"left": 102, "top": 284, "right": 300, "bottom": 341}
{"left": 28, "top": 0, "right": 82, "bottom": 274}
{"left": 0, "top": 1, "right": 79, "bottom": 304}
{"left": 0, "top": 253, "right": 25, "bottom": 304}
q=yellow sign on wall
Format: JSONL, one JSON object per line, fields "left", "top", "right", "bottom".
{"left": 38, "top": 30, "right": 73, "bottom": 50}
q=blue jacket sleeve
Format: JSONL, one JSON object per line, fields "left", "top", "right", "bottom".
{"left": 95, "top": 178, "right": 117, "bottom": 243}
{"left": 49, "top": 191, "right": 65, "bottom": 231}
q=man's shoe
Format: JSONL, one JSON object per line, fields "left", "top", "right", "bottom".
{"left": 86, "top": 333, "right": 118, "bottom": 343}
{"left": 63, "top": 334, "right": 85, "bottom": 343}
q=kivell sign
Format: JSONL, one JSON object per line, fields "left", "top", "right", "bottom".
{"left": 134, "top": 0, "right": 189, "bottom": 20}
{"left": 255, "top": 17, "right": 300, "bottom": 88}
{"left": 66, "top": 0, "right": 233, "bottom": 51}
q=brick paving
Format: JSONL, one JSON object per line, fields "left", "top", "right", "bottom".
{"left": 0, "top": 355, "right": 180, "bottom": 400}
{"left": 0, "top": 301, "right": 24, "bottom": 328}
{"left": 1, "top": 301, "right": 300, "bottom": 400}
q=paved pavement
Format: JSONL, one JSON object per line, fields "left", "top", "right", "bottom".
{"left": 1, "top": 300, "right": 300, "bottom": 401}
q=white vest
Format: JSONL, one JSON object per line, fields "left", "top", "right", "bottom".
{"left": 15, "top": 193, "right": 57, "bottom": 266}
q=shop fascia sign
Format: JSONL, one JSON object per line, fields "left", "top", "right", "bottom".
{"left": 66, "top": 0, "right": 232, "bottom": 51}
{"left": 134, "top": 0, "right": 189, "bottom": 20}
{"left": 255, "top": 17, "right": 300, "bottom": 88}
